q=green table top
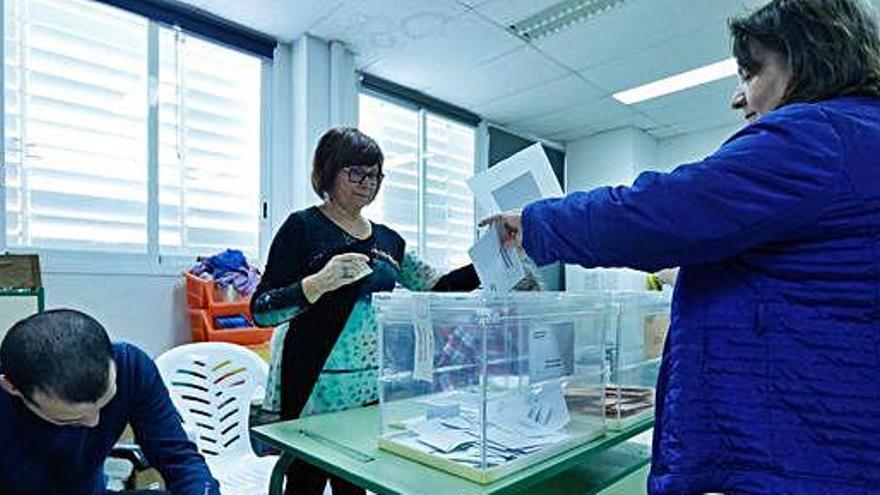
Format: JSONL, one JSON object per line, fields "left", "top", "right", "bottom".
{"left": 252, "top": 406, "right": 652, "bottom": 495}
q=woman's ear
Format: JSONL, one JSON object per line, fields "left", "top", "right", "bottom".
{"left": 0, "top": 375, "right": 22, "bottom": 397}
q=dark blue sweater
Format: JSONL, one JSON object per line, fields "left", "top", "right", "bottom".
{"left": 0, "top": 342, "right": 220, "bottom": 495}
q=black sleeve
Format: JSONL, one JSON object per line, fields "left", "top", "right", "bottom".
{"left": 251, "top": 212, "right": 311, "bottom": 327}
{"left": 431, "top": 264, "right": 480, "bottom": 292}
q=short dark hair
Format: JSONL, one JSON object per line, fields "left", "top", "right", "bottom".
{"left": 730, "top": 0, "right": 880, "bottom": 105}
{"left": 0, "top": 309, "right": 113, "bottom": 403}
{"left": 311, "top": 127, "right": 384, "bottom": 199}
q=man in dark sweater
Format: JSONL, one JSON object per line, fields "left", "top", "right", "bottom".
{"left": 0, "top": 309, "right": 220, "bottom": 495}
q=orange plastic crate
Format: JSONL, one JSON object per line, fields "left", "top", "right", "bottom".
{"left": 184, "top": 272, "right": 212, "bottom": 309}
{"left": 188, "top": 309, "right": 273, "bottom": 346}
{"left": 184, "top": 272, "right": 273, "bottom": 346}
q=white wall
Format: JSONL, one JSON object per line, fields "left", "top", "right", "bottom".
{"left": 567, "top": 122, "right": 742, "bottom": 189}
{"left": 567, "top": 127, "right": 655, "bottom": 190}
{"left": 653, "top": 123, "right": 739, "bottom": 173}
{"left": 42, "top": 273, "right": 189, "bottom": 357}
{"left": 562, "top": 123, "right": 736, "bottom": 291}
{"left": 28, "top": 37, "right": 360, "bottom": 358}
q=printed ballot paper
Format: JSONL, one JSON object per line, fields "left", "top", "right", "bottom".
{"left": 468, "top": 143, "right": 563, "bottom": 215}
{"left": 468, "top": 223, "right": 525, "bottom": 293}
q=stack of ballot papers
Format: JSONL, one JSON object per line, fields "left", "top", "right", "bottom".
{"left": 393, "top": 384, "right": 573, "bottom": 467}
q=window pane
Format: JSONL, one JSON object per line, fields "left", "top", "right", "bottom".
{"left": 158, "top": 29, "right": 261, "bottom": 258}
{"left": 360, "top": 93, "right": 420, "bottom": 253}
{"left": 425, "top": 114, "right": 475, "bottom": 269}
{"left": 4, "top": 0, "right": 148, "bottom": 251}
{"left": 359, "top": 93, "right": 477, "bottom": 271}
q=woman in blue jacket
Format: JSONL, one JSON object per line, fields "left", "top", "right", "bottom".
{"left": 485, "top": 0, "right": 880, "bottom": 493}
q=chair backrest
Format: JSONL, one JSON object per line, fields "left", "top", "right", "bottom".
{"left": 155, "top": 342, "right": 268, "bottom": 461}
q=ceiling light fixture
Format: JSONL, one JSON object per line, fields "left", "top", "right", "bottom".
{"left": 613, "top": 58, "right": 739, "bottom": 104}
{"left": 509, "top": 0, "right": 627, "bottom": 42}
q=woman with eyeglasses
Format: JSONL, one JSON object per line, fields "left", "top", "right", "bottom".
{"left": 251, "top": 127, "right": 479, "bottom": 495}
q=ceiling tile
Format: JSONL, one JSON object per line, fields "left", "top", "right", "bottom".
{"left": 473, "top": 74, "right": 603, "bottom": 123}
{"left": 422, "top": 43, "right": 567, "bottom": 108}
{"left": 506, "top": 96, "right": 649, "bottom": 137}
{"left": 580, "top": 26, "right": 731, "bottom": 93}
{"left": 175, "top": 0, "right": 346, "bottom": 40}
{"left": 634, "top": 77, "right": 737, "bottom": 114}
{"left": 533, "top": 0, "right": 751, "bottom": 71}
{"left": 633, "top": 78, "right": 743, "bottom": 133}
{"left": 349, "top": 9, "right": 522, "bottom": 97}
{"left": 540, "top": 110, "right": 654, "bottom": 143}
{"left": 309, "top": 0, "right": 478, "bottom": 69}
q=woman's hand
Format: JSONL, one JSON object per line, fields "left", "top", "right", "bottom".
{"left": 479, "top": 210, "right": 523, "bottom": 248}
{"left": 302, "top": 253, "right": 371, "bottom": 303}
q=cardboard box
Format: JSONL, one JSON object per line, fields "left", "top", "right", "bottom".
{"left": 0, "top": 254, "right": 41, "bottom": 289}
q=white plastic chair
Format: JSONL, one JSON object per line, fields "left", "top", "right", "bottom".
{"left": 156, "top": 342, "right": 277, "bottom": 495}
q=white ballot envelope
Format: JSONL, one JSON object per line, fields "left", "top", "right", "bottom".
{"left": 468, "top": 222, "right": 526, "bottom": 293}
{"left": 468, "top": 143, "right": 563, "bottom": 215}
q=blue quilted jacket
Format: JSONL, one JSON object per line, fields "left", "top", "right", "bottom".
{"left": 522, "top": 96, "right": 880, "bottom": 494}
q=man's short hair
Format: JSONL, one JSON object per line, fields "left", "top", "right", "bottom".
{"left": 0, "top": 309, "right": 113, "bottom": 403}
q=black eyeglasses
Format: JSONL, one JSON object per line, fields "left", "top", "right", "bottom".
{"left": 344, "top": 166, "right": 384, "bottom": 187}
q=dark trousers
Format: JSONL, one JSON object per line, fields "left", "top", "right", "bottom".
{"left": 285, "top": 458, "right": 364, "bottom": 495}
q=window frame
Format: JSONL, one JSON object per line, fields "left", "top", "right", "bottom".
{"left": 0, "top": 0, "right": 270, "bottom": 276}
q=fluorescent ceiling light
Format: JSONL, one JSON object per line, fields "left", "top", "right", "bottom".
{"left": 510, "top": 0, "right": 627, "bottom": 41}
{"left": 613, "top": 58, "right": 738, "bottom": 105}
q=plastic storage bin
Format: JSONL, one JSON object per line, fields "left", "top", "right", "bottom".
{"left": 374, "top": 291, "right": 607, "bottom": 483}
{"left": 184, "top": 272, "right": 273, "bottom": 346}
{"left": 604, "top": 290, "right": 672, "bottom": 429}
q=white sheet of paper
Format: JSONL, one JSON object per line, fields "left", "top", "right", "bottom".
{"left": 408, "top": 419, "right": 474, "bottom": 453}
{"left": 531, "top": 380, "right": 571, "bottom": 431}
{"left": 468, "top": 143, "right": 563, "bottom": 215}
{"left": 468, "top": 223, "right": 525, "bottom": 293}
{"left": 488, "top": 383, "right": 571, "bottom": 436}
{"left": 528, "top": 323, "right": 574, "bottom": 383}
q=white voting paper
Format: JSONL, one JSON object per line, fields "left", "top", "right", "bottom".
{"left": 468, "top": 222, "right": 525, "bottom": 293}
{"left": 468, "top": 143, "right": 563, "bottom": 215}
{"left": 408, "top": 418, "right": 474, "bottom": 453}
{"left": 397, "top": 385, "right": 574, "bottom": 467}
{"left": 489, "top": 381, "right": 571, "bottom": 436}
{"left": 528, "top": 323, "right": 574, "bottom": 383}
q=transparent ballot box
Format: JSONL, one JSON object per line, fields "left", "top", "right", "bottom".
{"left": 374, "top": 292, "right": 607, "bottom": 483}
{"left": 604, "top": 290, "right": 672, "bottom": 429}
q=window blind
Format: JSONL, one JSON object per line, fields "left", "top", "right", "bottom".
{"left": 157, "top": 27, "right": 261, "bottom": 258}
{"left": 4, "top": 0, "right": 149, "bottom": 251}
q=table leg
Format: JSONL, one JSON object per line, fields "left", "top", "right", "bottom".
{"left": 269, "top": 452, "right": 295, "bottom": 495}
